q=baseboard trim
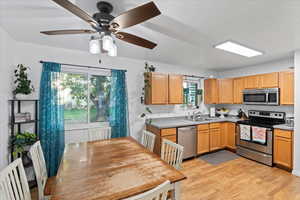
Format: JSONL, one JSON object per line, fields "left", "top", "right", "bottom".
{"left": 292, "top": 169, "right": 300, "bottom": 177}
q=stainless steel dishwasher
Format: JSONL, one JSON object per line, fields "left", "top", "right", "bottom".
{"left": 177, "top": 126, "right": 197, "bottom": 159}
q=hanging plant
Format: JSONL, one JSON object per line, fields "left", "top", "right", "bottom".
{"left": 13, "top": 64, "right": 34, "bottom": 96}
{"left": 141, "top": 62, "right": 156, "bottom": 104}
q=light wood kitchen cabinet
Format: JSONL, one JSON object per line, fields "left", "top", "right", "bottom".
{"left": 197, "top": 123, "right": 222, "bottom": 154}
{"left": 274, "top": 129, "right": 293, "bottom": 169}
{"left": 244, "top": 75, "right": 261, "bottom": 89}
{"left": 168, "top": 74, "right": 183, "bottom": 104}
{"left": 145, "top": 72, "right": 168, "bottom": 105}
{"left": 221, "top": 122, "right": 236, "bottom": 150}
{"left": 218, "top": 79, "right": 234, "bottom": 104}
{"left": 197, "top": 130, "right": 210, "bottom": 154}
{"left": 204, "top": 79, "right": 219, "bottom": 104}
{"left": 146, "top": 125, "right": 177, "bottom": 155}
{"left": 144, "top": 73, "right": 184, "bottom": 105}
{"left": 260, "top": 72, "right": 279, "bottom": 88}
{"left": 233, "top": 78, "right": 245, "bottom": 104}
{"left": 279, "top": 71, "right": 294, "bottom": 105}
{"left": 210, "top": 128, "right": 222, "bottom": 151}
{"left": 226, "top": 123, "right": 236, "bottom": 149}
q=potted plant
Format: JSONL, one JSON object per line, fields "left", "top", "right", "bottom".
{"left": 13, "top": 64, "right": 34, "bottom": 99}
{"left": 10, "top": 132, "right": 37, "bottom": 166}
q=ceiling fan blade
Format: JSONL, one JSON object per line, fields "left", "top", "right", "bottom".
{"left": 110, "top": 2, "right": 161, "bottom": 31}
{"left": 41, "top": 29, "right": 96, "bottom": 35}
{"left": 115, "top": 32, "right": 157, "bottom": 49}
{"left": 51, "top": 0, "right": 98, "bottom": 27}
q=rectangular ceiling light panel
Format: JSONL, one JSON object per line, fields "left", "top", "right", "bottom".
{"left": 214, "top": 41, "right": 263, "bottom": 57}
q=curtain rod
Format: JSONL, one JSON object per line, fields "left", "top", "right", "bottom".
{"left": 39, "top": 61, "right": 127, "bottom": 72}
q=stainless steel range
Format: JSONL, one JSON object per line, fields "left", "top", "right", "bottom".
{"left": 236, "top": 110, "right": 285, "bottom": 166}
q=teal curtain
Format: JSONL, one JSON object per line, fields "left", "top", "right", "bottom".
{"left": 109, "top": 70, "right": 129, "bottom": 138}
{"left": 39, "top": 62, "right": 65, "bottom": 177}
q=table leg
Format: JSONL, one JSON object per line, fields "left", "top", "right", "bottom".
{"left": 171, "top": 182, "right": 181, "bottom": 200}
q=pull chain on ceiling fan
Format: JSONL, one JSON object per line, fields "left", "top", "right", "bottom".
{"left": 41, "top": 0, "right": 161, "bottom": 56}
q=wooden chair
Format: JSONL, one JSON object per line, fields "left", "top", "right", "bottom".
{"left": 141, "top": 130, "right": 156, "bottom": 152}
{"left": 161, "top": 139, "right": 184, "bottom": 170}
{"left": 29, "top": 141, "right": 53, "bottom": 200}
{"left": 0, "top": 158, "right": 31, "bottom": 200}
{"left": 123, "top": 180, "right": 171, "bottom": 200}
{"left": 88, "top": 127, "right": 111, "bottom": 141}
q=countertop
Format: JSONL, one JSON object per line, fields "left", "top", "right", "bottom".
{"left": 146, "top": 116, "right": 240, "bottom": 129}
{"left": 146, "top": 116, "right": 294, "bottom": 131}
{"left": 273, "top": 124, "right": 294, "bottom": 131}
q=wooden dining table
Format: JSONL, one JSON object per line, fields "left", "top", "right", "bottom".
{"left": 49, "top": 137, "right": 186, "bottom": 200}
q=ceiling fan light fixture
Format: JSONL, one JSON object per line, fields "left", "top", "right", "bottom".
{"left": 108, "top": 42, "right": 117, "bottom": 57}
{"left": 102, "top": 35, "right": 114, "bottom": 52}
{"left": 89, "top": 36, "right": 100, "bottom": 54}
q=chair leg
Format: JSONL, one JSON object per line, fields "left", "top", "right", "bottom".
{"left": 171, "top": 182, "right": 181, "bottom": 200}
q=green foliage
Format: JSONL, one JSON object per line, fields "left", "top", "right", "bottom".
{"left": 13, "top": 64, "right": 34, "bottom": 95}
{"left": 10, "top": 132, "right": 37, "bottom": 157}
{"left": 61, "top": 73, "right": 111, "bottom": 122}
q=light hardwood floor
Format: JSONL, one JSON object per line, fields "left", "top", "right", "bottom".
{"left": 31, "top": 157, "right": 300, "bottom": 200}
{"left": 181, "top": 157, "right": 300, "bottom": 200}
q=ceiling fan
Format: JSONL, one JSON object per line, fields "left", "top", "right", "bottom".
{"left": 41, "top": 0, "right": 161, "bottom": 56}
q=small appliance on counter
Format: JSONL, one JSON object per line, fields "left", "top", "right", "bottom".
{"left": 286, "top": 117, "right": 294, "bottom": 127}
{"left": 209, "top": 107, "right": 216, "bottom": 118}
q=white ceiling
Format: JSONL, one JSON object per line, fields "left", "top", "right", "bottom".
{"left": 0, "top": 0, "right": 299, "bottom": 70}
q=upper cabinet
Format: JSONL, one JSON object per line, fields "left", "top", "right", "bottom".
{"left": 144, "top": 72, "right": 183, "bottom": 105}
{"left": 203, "top": 71, "right": 294, "bottom": 105}
{"left": 145, "top": 72, "right": 168, "bottom": 105}
{"left": 260, "top": 72, "right": 279, "bottom": 88}
{"left": 244, "top": 72, "right": 279, "bottom": 89}
{"left": 279, "top": 71, "right": 294, "bottom": 105}
{"left": 168, "top": 74, "right": 183, "bottom": 104}
{"left": 233, "top": 78, "right": 245, "bottom": 104}
{"left": 218, "top": 79, "right": 233, "bottom": 104}
{"left": 244, "top": 75, "right": 261, "bottom": 89}
{"left": 204, "top": 79, "right": 219, "bottom": 104}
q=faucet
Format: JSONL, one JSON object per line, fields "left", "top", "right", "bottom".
{"left": 192, "top": 111, "right": 202, "bottom": 121}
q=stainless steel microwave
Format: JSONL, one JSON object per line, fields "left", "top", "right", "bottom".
{"left": 243, "top": 88, "right": 280, "bottom": 105}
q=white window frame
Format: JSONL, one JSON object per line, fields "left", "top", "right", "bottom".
{"left": 61, "top": 66, "right": 111, "bottom": 131}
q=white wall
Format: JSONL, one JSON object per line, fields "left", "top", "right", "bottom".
{"left": 0, "top": 26, "right": 16, "bottom": 170}
{"left": 13, "top": 41, "right": 216, "bottom": 142}
{"left": 293, "top": 51, "right": 300, "bottom": 176}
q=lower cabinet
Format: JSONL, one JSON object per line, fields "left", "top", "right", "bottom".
{"left": 209, "top": 128, "right": 222, "bottom": 151}
{"left": 226, "top": 123, "right": 236, "bottom": 150}
{"left": 197, "top": 130, "right": 210, "bottom": 154}
{"left": 274, "top": 129, "right": 293, "bottom": 169}
{"left": 197, "top": 122, "right": 236, "bottom": 155}
{"left": 146, "top": 125, "right": 177, "bottom": 155}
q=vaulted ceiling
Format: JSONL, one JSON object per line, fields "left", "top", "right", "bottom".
{"left": 0, "top": 0, "right": 298, "bottom": 70}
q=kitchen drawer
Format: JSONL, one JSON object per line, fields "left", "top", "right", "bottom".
{"left": 197, "top": 124, "right": 209, "bottom": 131}
{"left": 274, "top": 129, "right": 293, "bottom": 139}
{"left": 210, "top": 123, "right": 221, "bottom": 129}
{"left": 161, "top": 128, "right": 176, "bottom": 136}
{"left": 162, "top": 135, "right": 177, "bottom": 143}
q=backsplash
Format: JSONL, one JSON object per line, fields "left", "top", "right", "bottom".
{"left": 145, "top": 103, "right": 210, "bottom": 119}
{"left": 145, "top": 103, "right": 294, "bottom": 119}
{"left": 216, "top": 104, "right": 294, "bottom": 118}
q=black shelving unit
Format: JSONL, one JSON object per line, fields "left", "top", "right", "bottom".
{"left": 9, "top": 99, "right": 39, "bottom": 161}
{"left": 9, "top": 99, "right": 39, "bottom": 188}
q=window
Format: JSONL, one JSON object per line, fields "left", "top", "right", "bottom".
{"left": 60, "top": 69, "right": 111, "bottom": 125}
{"left": 183, "top": 78, "right": 203, "bottom": 107}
